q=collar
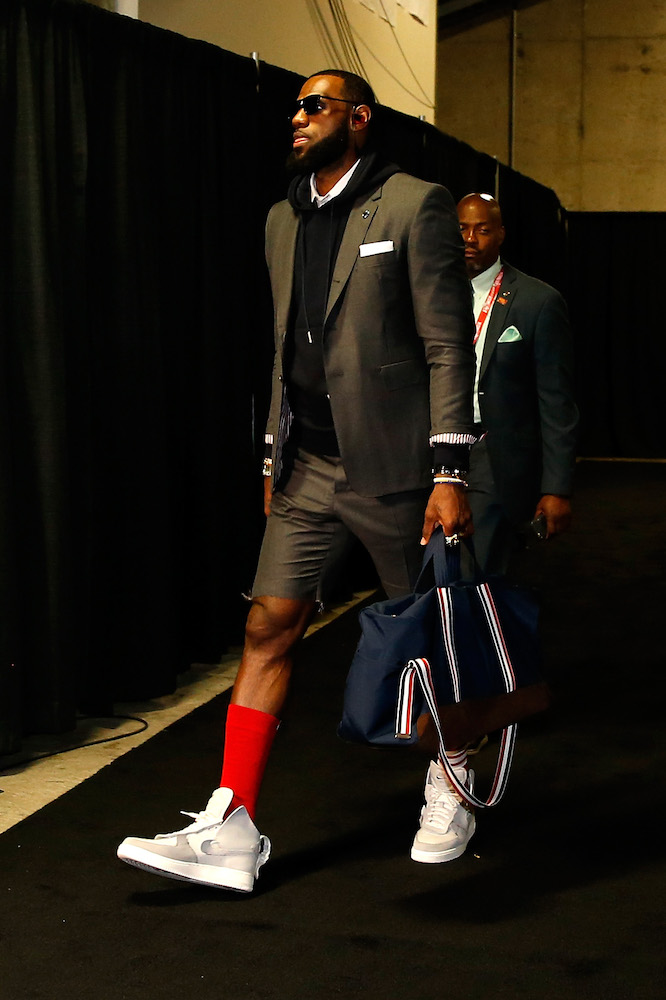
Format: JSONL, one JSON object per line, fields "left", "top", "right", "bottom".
{"left": 470, "top": 257, "right": 502, "bottom": 297}
{"left": 310, "top": 159, "right": 361, "bottom": 208}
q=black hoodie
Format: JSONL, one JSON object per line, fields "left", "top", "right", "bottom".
{"left": 285, "top": 152, "right": 400, "bottom": 456}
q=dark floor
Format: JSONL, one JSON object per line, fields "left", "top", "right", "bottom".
{"left": 1, "top": 460, "right": 664, "bottom": 1000}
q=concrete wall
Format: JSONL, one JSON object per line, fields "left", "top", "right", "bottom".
{"left": 437, "top": 0, "right": 666, "bottom": 211}
{"left": 86, "top": 0, "right": 137, "bottom": 12}
{"left": 135, "top": 0, "right": 438, "bottom": 123}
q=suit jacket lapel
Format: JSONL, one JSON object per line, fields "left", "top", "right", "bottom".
{"left": 325, "top": 186, "right": 382, "bottom": 323}
{"left": 479, "top": 264, "right": 518, "bottom": 379}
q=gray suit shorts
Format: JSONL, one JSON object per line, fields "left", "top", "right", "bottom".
{"left": 252, "top": 449, "right": 429, "bottom": 603}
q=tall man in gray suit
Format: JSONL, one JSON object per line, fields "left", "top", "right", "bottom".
{"left": 457, "top": 193, "right": 578, "bottom": 575}
{"left": 118, "top": 71, "right": 478, "bottom": 891}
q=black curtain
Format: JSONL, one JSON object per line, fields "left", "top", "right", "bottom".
{"left": 566, "top": 211, "right": 666, "bottom": 459}
{"left": 1, "top": 0, "right": 272, "bottom": 750}
{"left": 497, "top": 163, "right": 568, "bottom": 292}
{"left": 373, "top": 107, "right": 498, "bottom": 206}
{"left": 423, "top": 126, "right": 498, "bottom": 205}
{"left": 2, "top": 0, "right": 93, "bottom": 747}
{"left": 1, "top": 0, "right": 570, "bottom": 752}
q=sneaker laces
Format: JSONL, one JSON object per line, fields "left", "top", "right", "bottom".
{"left": 159, "top": 806, "right": 223, "bottom": 839}
{"left": 421, "top": 782, "right": 459, "bottom": 833}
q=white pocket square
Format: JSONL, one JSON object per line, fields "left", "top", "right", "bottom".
{"left": 359, "top": 240, "right": 394, "bottom": 257}
{"left": 498, "top": 325, "right": 522, "bottom": 343}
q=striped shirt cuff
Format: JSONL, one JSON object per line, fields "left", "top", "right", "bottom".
{"left": 429, "top": 432, "right": 477, "bottom": 446}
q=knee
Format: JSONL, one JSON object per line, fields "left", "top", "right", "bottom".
{"left": 244, "top": 597, "right": 312, "bottom": 654}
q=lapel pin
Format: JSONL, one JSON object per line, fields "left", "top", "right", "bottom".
{"left": 362, "top": 210, "right": 370, "bottom": 219}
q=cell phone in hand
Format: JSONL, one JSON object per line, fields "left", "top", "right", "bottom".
{"left": 529, "top": 512, "right": 547, "bottom": 541}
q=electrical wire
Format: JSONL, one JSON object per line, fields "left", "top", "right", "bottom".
{"left": 327, "top": 0, "right": 355, "bottom": 68}
{"left": 312, "top": 0, "right": 436, "bottom": 111}
{"left": 307, "top": 0, "right": 346, "bottom": 67}
{"left": 329, "top": 0, "right": 369, "bottom": 78}
{"left": 374, "top": 0, "right": 435, "bottom": 106}
{"left": 0, "top": 714, "right": 149, "bottom": 777}
{"left": 350, "top": 22, "right": 434, "bottom": 107}
{"left": 308, "top": 0, "right": 374, "bottom": 95}
{"left": 342, "top": 0, "right": 373, "bottom": 78}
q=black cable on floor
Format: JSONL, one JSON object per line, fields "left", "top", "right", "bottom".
{"left": 0, "top": 714, "right": 149, "bottom": 776}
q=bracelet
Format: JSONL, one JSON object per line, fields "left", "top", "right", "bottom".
{"left": 433, "top": 475, "right": 468, "bottom": 487}
{"left": 432, "top": 465, "right": 468, "bottom": 479}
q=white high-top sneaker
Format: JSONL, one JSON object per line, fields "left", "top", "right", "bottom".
{"left": 411, "top": 759, "right": 476, "bottom": 863}
{"left": 117, "top": 787, "right": 271, "bottom": 892}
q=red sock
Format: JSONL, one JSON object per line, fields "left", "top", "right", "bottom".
{"left": 220, "top": 704, "right": 280, "bottom": 820}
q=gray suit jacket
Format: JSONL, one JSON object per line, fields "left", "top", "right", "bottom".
{"left": 264, "top": 171, "right": 476, "bottom": 498}
{"left": 475, "top": 262, "right": 579, "bottom": 522}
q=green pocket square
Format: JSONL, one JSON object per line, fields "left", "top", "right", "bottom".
{"left": 498, "top": 325, "right": 522, "bottom": 343}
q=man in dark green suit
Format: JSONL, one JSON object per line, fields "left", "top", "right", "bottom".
{"left": 118, "top": 70, "right": 478, "bottom": 890}
{"left": 458, "top": 193, "right": 579, "bottom": 575}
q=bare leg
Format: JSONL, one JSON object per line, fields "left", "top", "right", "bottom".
{"left": 231, "top": 595, "right": 317, "bottom": 716}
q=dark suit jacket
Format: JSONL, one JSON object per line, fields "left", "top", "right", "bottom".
{"left": 264, "top": 171, "right": 476, "bottom": 498}
{"left": 475, "top": 261, "right": 579, "bottom": 523}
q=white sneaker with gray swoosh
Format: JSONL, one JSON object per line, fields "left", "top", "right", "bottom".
{"left": 410, "top": 760, "right": 476, "bottom": 863}
{"left": 117, "top": 787, "right": 271, "bottom": 892}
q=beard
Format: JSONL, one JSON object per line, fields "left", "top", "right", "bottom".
{"left": 285, "top": 118, "right": 350, "bottom": 176}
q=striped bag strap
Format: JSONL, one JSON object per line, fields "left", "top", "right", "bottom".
{"left": 395, "top": 578, "right": 521, "bottom": 809}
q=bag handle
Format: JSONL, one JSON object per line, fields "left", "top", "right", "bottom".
{"left": 415, "top": 528, "right": 486, "bottom": 593}
{"left": 397, "top": 657, "right": 516, "bottom": 809}
{"left": 414, "top": 527, "right": 460, "bottom": 591}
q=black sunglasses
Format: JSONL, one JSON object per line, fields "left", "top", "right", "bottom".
{"left": 289, "top": 94, "right": 358, "bottom": 120}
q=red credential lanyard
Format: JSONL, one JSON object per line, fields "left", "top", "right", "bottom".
{"left": 473, "top": 267, "right": 504, "bottom": 345}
